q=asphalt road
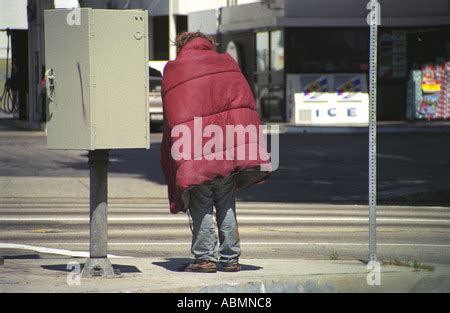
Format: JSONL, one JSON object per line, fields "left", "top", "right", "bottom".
{"left": 0, "top": 127, "right": 450, "bottom": 264}
{"left": 0, "top": 197, "right": 449, "bottom": 264}
{"left": 1, "top": 130, "right": 450, "bottom": 204}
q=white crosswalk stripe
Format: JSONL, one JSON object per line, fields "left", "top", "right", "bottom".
{"left": 1, "top": 200, "right": 449, "bottom": 263}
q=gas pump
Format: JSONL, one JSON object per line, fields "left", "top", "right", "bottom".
{"left": 0, "top": 29, "right": 18, "bottom": 115}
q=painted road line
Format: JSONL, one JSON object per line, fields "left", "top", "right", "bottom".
{"left": 2, "top": 242, "right": 450, "bottom": 248}
{"left": 0, "top": 217, "right": 449, "bottom": 223}
{"left": 1, "top": 203, "right": 448, "bottom": 209}
{"left": 1, "top": 207, "right": 449, "bottom": 213}
{"left": 0, "top": 243, "right": 133, "bottom": 258}
{"left": 1, "top": 212, "right": 448, "bottom": 218}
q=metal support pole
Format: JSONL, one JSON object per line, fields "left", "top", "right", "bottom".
{"left": 168, "top": 0, "right": 177, "bottom": 61}
{"left": 0, "top": 255, "right": 4, "bottom": 265}
{"left": 367, "top": 0, "right": 380, "bottom": 263}
{"left": 82, "top": 149, "right": 116, "bottom": 277}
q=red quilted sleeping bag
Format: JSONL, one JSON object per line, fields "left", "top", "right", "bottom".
{"left": 160, "top": 37, "right": 271, "bottom": 214}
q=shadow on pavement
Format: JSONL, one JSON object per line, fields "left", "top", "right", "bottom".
{"left": 152, "top": 258, "right": 263, "bottom": 272}
{"left": 41, "top": 263, "right": 141, "bottom": 273}
{"left": 3, "top": 254, "right": 41, "bottom": 260}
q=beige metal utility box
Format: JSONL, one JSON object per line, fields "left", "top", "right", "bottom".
{"left": 44, "top": 8, "right": 149, "bottom": 150}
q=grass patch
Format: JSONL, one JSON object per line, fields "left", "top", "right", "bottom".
{"left": 329, "top": 250, "right": 339, "bottom": 260}
{"left": 412, "top": 261, "right": 435, "bottom": 272}
{"left": 381, "top": 260, "right": 435, "bottom": 272}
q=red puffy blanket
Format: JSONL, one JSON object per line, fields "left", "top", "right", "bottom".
{"left": 160, "top": 37, "right": 271, "bottom": 214}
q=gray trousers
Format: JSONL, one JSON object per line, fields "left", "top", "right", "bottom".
{"left": 188, "top": 175, "right": 241, "bottom": 264}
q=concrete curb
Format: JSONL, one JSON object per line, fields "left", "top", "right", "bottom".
{"left": 160, "top": 272, "right": 450, "bottom": 293}
{"left": 1, "top": 257, "right": 449, "bottom": 293}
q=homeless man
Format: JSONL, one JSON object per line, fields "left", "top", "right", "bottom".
{"left": 160, "top": 32, "right": 271, "bottom": 273}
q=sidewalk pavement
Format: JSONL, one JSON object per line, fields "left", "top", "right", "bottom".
{"left": 0, "top": 176, "right": 166, "bottom": 199}
{"left": 1, "top": 257, "right": 449, "bottom": 293}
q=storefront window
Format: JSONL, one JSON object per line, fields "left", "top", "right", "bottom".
{"left": 286, "top": 28, "right": 369, "bottom": 74}
{"left": 255, "top": 29, "right": 285, "bottom": 121}
{"left": 256, "top": 31, "right": 269, "bottom": 72}
{"left": 271, "top": 30, "right": 284, "bottom": 71}
{"left": 255, "top": 84, "right": 284, "bottom": 122}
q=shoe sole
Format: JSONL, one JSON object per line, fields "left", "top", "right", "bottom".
{"left": 183, "top": 268, "right": 217, "bottom": 273}
{"left": 222, "top": 266, "right": 241, "bottom": 272}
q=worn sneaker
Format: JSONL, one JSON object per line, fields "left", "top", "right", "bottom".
{"left": 179, "top": 260, "right": 217, "bottom": 273}
{"left": 222, "top": 263, "right": 241, "bottom": 272}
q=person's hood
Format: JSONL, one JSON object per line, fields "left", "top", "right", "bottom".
{"left": 162, "top": 38, "right": 239, "bottom": 97}
{"left": 176, "top": 37, "right": 215, "bottom": 59}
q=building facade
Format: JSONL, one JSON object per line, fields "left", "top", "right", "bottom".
{"left": 189, "top": 0, "right": 450, "bottom": 123}
{"left": 3, "top": 0, "right": 449, "bottom": 127}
